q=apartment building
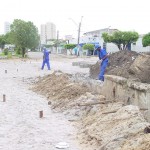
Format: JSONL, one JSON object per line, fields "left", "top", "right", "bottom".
{"left": 4, "top": 22, "right": 10, "bottom": 34}
{"left": 40, "top": 22, "right": 56, "bottom": 45}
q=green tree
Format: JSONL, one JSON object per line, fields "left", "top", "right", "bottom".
{"left": 111, "top": 31, "right": 124, "bottom": 50}
{"left": 0, "top": 35, "right": 6, "bottom": 49}
{"left": 122, "top": 31, "right": 139, "bottom": 50}
{"left": 0, "top": 33, "right": 12, "bottom": 50}
{"left": 142, "top": 33, "right": 150, "bottom": 47}
{"left": 102, "top": 32, "right": 112, "bottom": 43}
{"left": 9, "top": 19, "right": 39, "bottom": 57}
{"left": 3, "top": 48, "right": 9, "bottom": 55}
{"left": 102, "top": 31, "right": 139, "bottom": 50}
{"left": 4, "top": 32, "right": 12, "bottom": 44}
{"left": 83, "top": 44, "right": 94, "bottom": 51}
{"left": 64, "top": 44, "right": 76, "bottom": 55}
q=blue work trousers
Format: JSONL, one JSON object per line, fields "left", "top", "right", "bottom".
{"left": 41, "top": 60, "right": 50, "bottom": 70}
{"left": 99, "top": 59, "right": 108, "bottom": 81}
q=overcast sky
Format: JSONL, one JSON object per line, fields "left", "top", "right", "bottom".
{"left": 0, "top": 0, "right": 150, "bottom": 38}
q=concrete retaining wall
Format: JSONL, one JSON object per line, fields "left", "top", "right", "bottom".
{"left": 74, "top": 74, "right": 150, "bottom": 121}
{"left": 100, "top": 75, "right": 150, "bottom": 121}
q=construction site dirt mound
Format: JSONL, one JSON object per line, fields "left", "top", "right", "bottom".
{"left": 90, "top": 50, "right": 150, "bottom": 83}
{"left": 129, "top": 54, "right": 150, "bottom": 83}
{"left": 77, "top": 105, "right": 150, "bottom": 150}
{"left": 32, "top": 71, "right": 91, "bottom": 111}
{"left": 32, "top": 72, "right": 150, "bottom": 150}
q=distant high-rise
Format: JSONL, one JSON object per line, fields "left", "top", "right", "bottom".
{"left": 4, "top": 22, "right": 10, "bottom": 34}
{"left": 40, "top": 24, "right": 47, "bottom": 45}
{"left": 40, "top": 22, "right": 56, "bottom": 45}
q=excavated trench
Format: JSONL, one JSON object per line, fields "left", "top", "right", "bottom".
{"left": 32, "top": 71, "right": 150, "bottom": 150}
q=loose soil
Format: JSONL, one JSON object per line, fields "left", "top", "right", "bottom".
{"left": 90, "top": 50, "right": 150, "bottom": 83}
{"left": 32, "top": 71, "right": 150, "bottom": 150}
{"left": 32, "top": 71, "right": 91, "bottom": 112}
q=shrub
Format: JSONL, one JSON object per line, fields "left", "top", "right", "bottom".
{"left": 15, "top": 47, "right": 21, "bottom": 55}
{"left": 142, "top": 33, "right": 150, "bottom": 47}
{"left": 3, "top": 48, "right": 8, "bottom": 55}
{"left": 83, "top": 44, "right": 94, "bottom": 51}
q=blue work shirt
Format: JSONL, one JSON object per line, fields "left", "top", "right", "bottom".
{"left": 43, "top": 50, "right": 50, "bottom": 61}
{"left": 98, "top": 49, "right": 108, "bottom": 61}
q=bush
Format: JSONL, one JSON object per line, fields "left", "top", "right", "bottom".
{"left": 142, "top": 33, "right": 150, "bottom": 47}
{"left": 3, "top": 48, "right": 8, "bottom": 55}
{"left": 64, "top": 44, "right": 76, "bottom": 49}
{"left": 83, "top": 44, "right": 94, "bottom": 51}
{"left": 15, "top": 47, "right": 21, "bottom": 55}
{"left": 7, "top": 52, "right": 12, "bottom": 58}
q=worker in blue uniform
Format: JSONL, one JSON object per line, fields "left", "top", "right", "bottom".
{"left": 96, "top": 46, "right": 108, "bottom": 81}
{"left": 41, "top": 47, "right": 50, "bottom": 70}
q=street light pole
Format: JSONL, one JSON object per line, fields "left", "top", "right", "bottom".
{"left": 107, "top": 26, "right": 111, "bottom": 34}
{"left": 56, "top": 30, "right": 59, "bottom": 53}
{"left": 77, "top": 16, "right": 83, "bottom": 46}
{"left": 69, "top": 16, "right": 83, "bottom": 46}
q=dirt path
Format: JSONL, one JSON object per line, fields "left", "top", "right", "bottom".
{"left": 0, "top": 59, "right": 83, "bottom": 150}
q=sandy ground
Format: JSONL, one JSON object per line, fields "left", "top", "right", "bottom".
{"left": 0, "top": 53, "right": 97, "bottom": 150}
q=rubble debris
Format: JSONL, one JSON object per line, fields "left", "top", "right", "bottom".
{"left": 90, "top": 50, "right": 150, "bottom": 83}
{"left": 32, "top": 71, "right": 150, "bottom": 150}
{"left": 144, "top": 126, "right": 150, "bottom": 134}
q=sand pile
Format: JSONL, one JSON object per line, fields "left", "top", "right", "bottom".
{"left": 32, "top": 72, "right": 150, "bottom": 150}
{"left": 77, "top": 105, "right": 150, "bottom": 150}
{"left": 90, "top": 50, "right": 150, "bottom": 83}
{"left": 32, "top": 71, "right": 91, "bottom": 111}
{"left": 106, "top": 50, "right": 139, "bottom": 78}
{"left": 90, "top": 50, "right": 139, "bottom": 79}
{"left": 128, "top": 54, "right": 150, "bottom": 83}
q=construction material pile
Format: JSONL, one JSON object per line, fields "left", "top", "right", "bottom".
{"left": 32, "top": 71, "right": 91, "bottom": 112}
{"left": 32, "top": 71, "right": 150, "bottom": 150}
{"left": 90, "top": 50, "right": 150, "bottom": 83}
{"left": 77, "top": 105, "right": 150, "bottom": 150}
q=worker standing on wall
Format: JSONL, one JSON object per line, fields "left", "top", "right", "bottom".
{"left": 96, "top": 46, "right": 108, "bottom": 82}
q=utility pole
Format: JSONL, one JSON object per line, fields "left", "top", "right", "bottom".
{"left": 69, "top": 16, "right": 83, "bottom": 46}
{"left": 77, "top": 16, "right": 83, "bottom": 46}
{"left": 56, "top": 30, "right": 59, "bottom": 53}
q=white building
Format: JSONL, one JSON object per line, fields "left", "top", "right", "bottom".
{"left": 40, "top": 22, "right": 56, "bottom": 45}
{"left": 4, "top": 22, "right": 10, "bottom": 34}
{"left": 131, "top": 35, "right": 150, "bottom": 53}
{"left": 69, "top": 28, "right": 150, "bottom": 53}
{"left": 69, "top": 28, "right": 119, "bottom": 53}
{"left": 83, "top": 28, "right": 119, "bottom": 53}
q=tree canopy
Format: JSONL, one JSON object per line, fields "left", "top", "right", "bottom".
{"left": 83, "top": 44, "right": 94, "bottom": 51}
{"left": 142, "top": 33, "right": 150, "bottom": 47}
{"left": 64, "top": 44, "right": 76, "bottom": 49}
{"left": 0, "top": 33, "right": 11, "bottom": 49}
{"left": 102, "top": 31, "right": 139, "bottom": 50}
{"left": 9, "top": 19, "right": 39, "bottom": 57}
{"left": 0, "top": 35, "right": 6, "bottom": 49}
{"left": 64, "top": 44, "right": 76, "bottom": 55}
